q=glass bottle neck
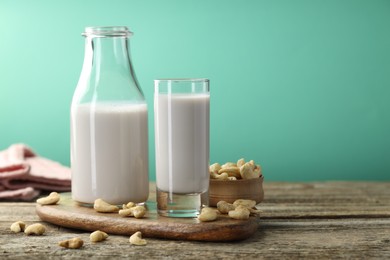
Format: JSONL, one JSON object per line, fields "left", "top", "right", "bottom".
{"left": 75, "top": 35, "right": 144, "bottom": 103}
{"left": 90, "top": 37, "right": 131, "bottom": 72}
{"left": 84, "top": 36, "right": 135, "bottom": 80}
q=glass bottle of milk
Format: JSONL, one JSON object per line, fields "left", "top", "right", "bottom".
{"left": 71, "top": 26, "right": 149, "bottom": 205}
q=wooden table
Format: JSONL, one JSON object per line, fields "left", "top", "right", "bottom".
{"left": 1, "top": 182, "right": 389, "bottom": 259}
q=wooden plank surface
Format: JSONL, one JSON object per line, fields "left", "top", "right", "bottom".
{"left": 1, "top": 181, "right": 389, "bottom": 259}
{"left": 260, "top": 181, "right": 390, "bottom": 218}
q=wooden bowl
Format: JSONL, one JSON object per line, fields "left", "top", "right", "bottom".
{"left": 208, "top": 175, "right": 264, "bottom": 207}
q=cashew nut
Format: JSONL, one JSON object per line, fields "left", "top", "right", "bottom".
{"left": 201, "top": 207, "right": 215, "bottom": 212}
{"left": 218, "top": 166, "right": 241, "bottom": 178}
{"left": 237, "top": 158, "right": 245, "bottom": 168}
{"left": 59, "top": 237, "right": 84, "bottom": 249}
{"left": 239, "top": 162, "right": 260, "bottom": 179}
{"left": 24, "top": 223, "right": 46, "bottom": 235}
{"left": 209, "top": 163, "right": 222, "bottom": 173}
{"left": 119, "top": 205, "right": 146, "bottom": 218}
{"left": 233, "top": 199, "right": 257, "bottom": 209}
{"left": 36, "top": 192, "right": 60, "bottom": 205}
{"left": 119, "top": 208, "right": 132, "bottom": 217}
{"left": 122, "top": 202, "right": 136, "bottom": 209}
{"left": 94, "top": 198, "right": 119, "bottom": 213}
{"left": 233, "top": 199, "right": 261, "bottom": 217}
{"left": 216, "top": 201, "right": 235, "bottom": 214}
{"left": 10, "top": 221, "right": 26, "bottom": 233}
{"left": 254, "top": 164, "right": 262, "bottom": 176}
{"left": 90, "top": 230, "right": 108, "bottom": 242}
{"left": 129, "top": 231, "right": 147, "bottom": 246}
{"left": 248, "top": 208, "right": 262, "bottom": 216}
{"left": 221, "top": 162, "right": 237, "bottom": 168}
{"left": 210, "top": 172, "right": 229, "bottom": 180}
{"left": 198, "top": 207, "right": 218, "bottom": 222}
{"left": 228, "top": 205, "right": 251, "bottom": 220}
{"left": 210, "top": 159, "right": 263, "bottom": 180}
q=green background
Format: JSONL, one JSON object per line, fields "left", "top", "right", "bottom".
{"left": 1, "top": 0, "right": 389, "bottom": 181}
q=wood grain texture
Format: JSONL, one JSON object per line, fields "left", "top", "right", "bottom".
{"left": 209, "top": 175, "right": 264, "bottom": 206}
{"left": 1, "top": 181, "right": 390, "bottom": 259}
{"left": 260, "top": 181, "right": 390, "bottom": 219}
{"left": 35, "top": 193, "right": 259, "bottom": 242}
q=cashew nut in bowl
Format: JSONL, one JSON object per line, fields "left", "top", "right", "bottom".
{"left": 210, "top": 172, "right": 229, "bottom": 180}
{"left": 253, "top": 164, "right": 262, "bottom": 176}
{"left": 218, "top": 166, "right": 241, "bottom": 179}
{"left": 221, "top": 162, "right": 237, "bottom": 168}
{"left": 209, "top": 163, "right": 222, "bottom": 173}
{"left": 237, "top": 158, "right": 246, "bottom": 168}
{"left": 210, "top": 159, "right": 263, "bottom": 181}
{"left": 239, "top": 162, "right": 260, "bottom": 179}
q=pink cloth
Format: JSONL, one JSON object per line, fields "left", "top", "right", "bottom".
{"left": 0, "top": 144, "right": 71, "bottom": 201}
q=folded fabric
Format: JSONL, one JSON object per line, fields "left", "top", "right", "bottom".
{"left": 0, "top": 187, "right": 40, "bottom": 201}
{"left": 0, "top": 144, "right": 71, "bottom": 201}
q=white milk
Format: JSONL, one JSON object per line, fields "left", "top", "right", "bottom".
{"left": 71, "top": 102, "right": 149, "bottom": 205}
{"left": 154, "top": 94, "right": 209, "bottom": 194}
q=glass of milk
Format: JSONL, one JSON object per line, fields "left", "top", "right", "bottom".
{"left": 154, "top": 78, "right": 210, "bottom": 217}
{"left": 70, "top": 27, "right": 149, "bottom": 206}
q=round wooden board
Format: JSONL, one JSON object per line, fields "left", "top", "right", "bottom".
{"left": 36, "top": 193, "right": 259, "bottom": 242}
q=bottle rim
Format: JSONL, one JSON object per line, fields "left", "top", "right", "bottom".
{"left": 154, "top": 78, "right": 210, "bottom": 83}
{"left": 82, "top": 26, "right": 133, "bottom": 37}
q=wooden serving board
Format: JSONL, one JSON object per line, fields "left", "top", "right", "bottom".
{"left": 36, "top": 193, "right": 259, "bottom": 242}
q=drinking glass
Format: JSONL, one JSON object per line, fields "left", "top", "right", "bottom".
{"left": 154, "top": 78, "right": 210, "bottom": 217}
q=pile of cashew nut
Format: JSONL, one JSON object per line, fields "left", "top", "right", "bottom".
{"left": 198, "top": 199, "right": 261, "bottom": 222}
{"left": 9, "top": 192, "right": 149, "bottom": 249}
{"left": 57, "top": 229, "right": 147, "bottom": 249}
{"left": 210, "top": 158, "right": 262, "bottom": 180}
{"left": 93, "top": 198, "right": 147, "bottom": 219}
{"left": 10, "top": 221, "right": 46, "bottom": 235}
